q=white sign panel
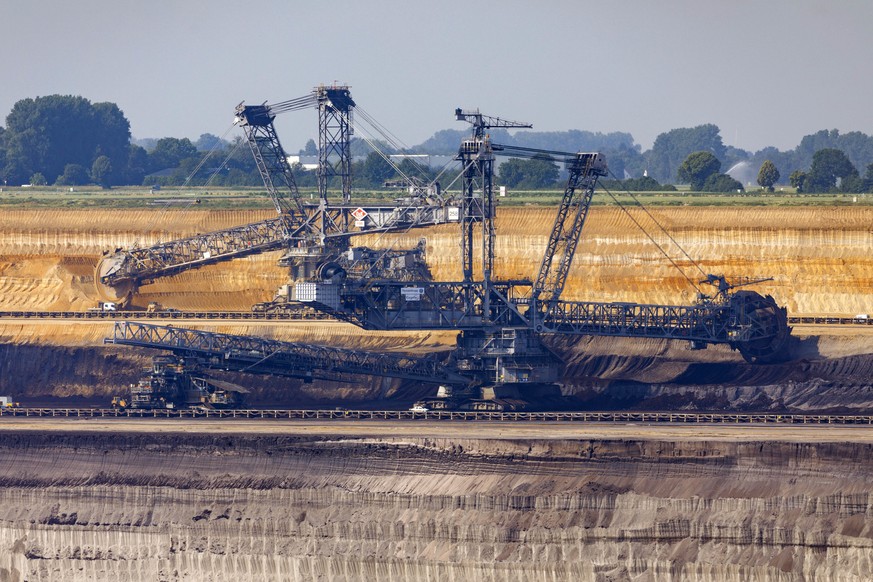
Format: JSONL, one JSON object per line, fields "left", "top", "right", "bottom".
{"left": 401, "top": 287, "right": 425, "bottom": 301}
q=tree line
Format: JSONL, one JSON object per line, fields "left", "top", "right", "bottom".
{"left": 2, "top": 94, "right": 873, "bottom": 193}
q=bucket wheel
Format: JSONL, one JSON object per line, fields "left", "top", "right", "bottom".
{"left": 95, "top": 254, "right": 135, "bottom": 305}
{"left": 730, "top": 291, "right": 791, "bottom": 364}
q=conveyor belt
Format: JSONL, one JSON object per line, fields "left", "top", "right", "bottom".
{"left": 0, "top": 310, "right": 330, "bottom": 320}
{"left": 0, "top": 311, "right": 867, "bottom": 325}
{"left": 2, "top": 407, "right": 873, "bottom": 424}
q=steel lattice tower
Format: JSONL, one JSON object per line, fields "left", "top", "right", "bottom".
{"left": 316, "top": 85, "right": 355, "bottom": 204}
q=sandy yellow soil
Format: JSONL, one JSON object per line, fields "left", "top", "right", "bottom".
{"left": 2, "top": 206, "right": 873, "bottom": 407}
{"left": 2, "top": 208, "right": 873, "bottom": 581}
{"left": 1, "top": 206, "right": 872, "bottom": 314}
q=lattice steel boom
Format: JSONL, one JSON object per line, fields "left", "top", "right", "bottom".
{"left": 97, "top": 216, "right": 298, "bottom": 289}
{"left": 106, "top": 321, "right": 468, "bottom": 386}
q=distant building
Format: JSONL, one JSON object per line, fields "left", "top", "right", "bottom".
{"left": 287, "top": 155, "right": 318, "bottom": 171}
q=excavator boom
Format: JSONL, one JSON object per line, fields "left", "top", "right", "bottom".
{"left": 96, "top": 216, "right": 299, "bottom": 292}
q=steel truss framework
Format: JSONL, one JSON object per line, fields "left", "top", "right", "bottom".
{"left": 107, "top": 321, "right": 467, "bottom": 385}
{"left": 99, "top": 203, "right": 463, "bottom": 288}
{"left": 458, "top": 139, "right": 493, "bottom": 284}
{"left": 310, "top": 278, "right": 784, "bottom": 348}
{"left": 296, "top": 131, "right": 789, "bottom": 378}
{"left": 98, "top": 217, "right": 296, "bottom": 285}
{"left": 103, "top": 105, "right": 791, "bottom": 398}
{"left": 99, "top": 87, "right": 463, "bottom": 291}
{"left": 236, "top": 104, "right": 306, "bottom": 217}
{"left": 317, "top": 86, "right": 355, "bottom": 203}
{"left": 532, "top": 153, "right": 607, "bottom": 313}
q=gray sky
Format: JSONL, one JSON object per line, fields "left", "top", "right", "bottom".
{"left": 2, "top": 0, "right": 870, "bottom": 152}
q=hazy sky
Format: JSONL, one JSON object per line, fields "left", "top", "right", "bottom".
{"left": 2, "top": 0, "right": 871, "bottom": 152}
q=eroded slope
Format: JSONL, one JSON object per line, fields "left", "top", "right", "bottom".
{"left": 0, "top": 429, "right": 871, "bottom": 581}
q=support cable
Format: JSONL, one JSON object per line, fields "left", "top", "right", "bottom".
{"left": 600, "top": 183, "right": 703, "bottom": 294}
{"left": 356, "top": 106, "right": 434, "bottom": 181}
{"left": 348, "top": 157, "right": 475, "bottom": 281}
{"left": 135, "top": 123, "right": 239, "bottom": 249}
{"left": 180, "top": 122, "right": 237, "bottom": 188}
{"left": 266, "top": 93, "right": 319, "bottom": 114}
{"left": 237, "top": 94, "right": 467, "bottom": 281}
{"left": 607, "top": 168, "right": 709, "bottom": 280}
{"left": 239, "top": 346, "right": 283, "bottom": 372}
{"left": 278, "top": 101, "right": 466, "bottom": 280}
{"left": 347, "top": 156, "right": 475, "bottom": 281}
{"left": 204, "top": 135, "right": 245, "bottom": 187}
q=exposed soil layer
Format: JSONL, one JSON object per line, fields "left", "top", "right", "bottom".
{"left": 0, "top": 429, "right": 871, "bottom": 581}
{"left": 2, "top": 207, "right": 873, "bottom": 580}
{"left": 2, "top": 207, "right": 873, "bottom": 409}
{"left": 2, "top": 206, "right": 873, "bottom": 313}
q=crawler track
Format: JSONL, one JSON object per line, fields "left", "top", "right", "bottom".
{"left": 2, "top": 407, "right": 873, "bottom": 424}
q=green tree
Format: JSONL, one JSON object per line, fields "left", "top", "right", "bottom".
{"left": 392, "top": 158, "right": 436, "bottom": 187}
{"left": 125, "top": 144, "right": 149, "bottom": 186}
{"left": 300, "top": 139, "right": 317, "bottom": 156}
{"left": 794, "top": 129, "right": 873, "bottom": 176}
{"left": 647, "top": 124, "right": 726, "bottom": 184}
{"left": 91, "top": 101, "right": 131, "bottom": 182}
{"left": 497, "top": 156, "right": 559, "bottom": 189}
{"left": 789, "top": 170, "right": 807, "bottom": 192}
{"left": 2, "top": 156, "right": 30, "bottom": 186}
{"left": 361, "top": 151, "right": 394, "bottom": 186}
{"left": 677, "top": 151, "right": 722, "bottom": 191}
{"left": 148, "top": 137, "right": 199, "bottom": 171}
{"left": 522, "top": 155, "right": 559, "bottom": 188}
{"left": 91, "top": 155, "right": 112, "bottom": 188}
{"left": 195, "top": 133, "right": 225, "bottom": 152}
{"left": 622, "top": 176, "right": 676, "bottom": 191}
{"left": 56, "top": 163, "right": 90, "bottom": 186}
{"left": 756, "top": 160, "right": 780, "bottom": 192}
{"left": 611, "top": 142, "right": 649, "bottom": 179}
{"left": 702, "top": 173, "right": 743, "bottom": 192}
{"left": 289, "top": 162, "right": 316, "bottom": 188}
{"left": 498, "top": 158, "right": 526, "bottom": 188}
{"left": 841, "top": 174, "right": 865, "bottom": 194}
{"left": 0, "top": 126, "right": 6, "bottom": 178}
{"left": 29, "top": 172, "right": 47, "bottom": 186}
{"left": 805, "top": 148, "right": 858, "bottom": 192}
{"left": 863, "top": 163, "right": 873, "bottom": 193}
{"left": 600, "top": 176, "right": 676, "bottom": 191}
{"left": 210, "top": 135, "right": 260, "bottom": 187}
{"left": 4, "top": 95, "right": 130, "bottom": 184}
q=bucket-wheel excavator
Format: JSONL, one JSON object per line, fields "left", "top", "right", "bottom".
{"left": 96, "top": 85, "right": 460, "bottom": 305}
{"left": 106, "top": 106, "right": 790, "bottom": 410}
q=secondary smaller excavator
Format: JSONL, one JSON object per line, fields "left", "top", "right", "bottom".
{"left": 111, "top": 356, "right": 249, "bottom": 410}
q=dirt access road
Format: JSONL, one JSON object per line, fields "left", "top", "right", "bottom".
{"left": 4, "top": 417, "right": 873, "bottom": 443}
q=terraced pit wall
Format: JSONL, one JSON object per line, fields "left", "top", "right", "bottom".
{"left": 1, "top": 428, "right": 872, "bottom": 581}
{"left": 2, "top": 205, "right": 873, "bottom": 581}
{"left": 2, "top": 206, "right": 873, "bottom": 313}
{"left": 2, "top": 207, "right": 873, "bottom": 408}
